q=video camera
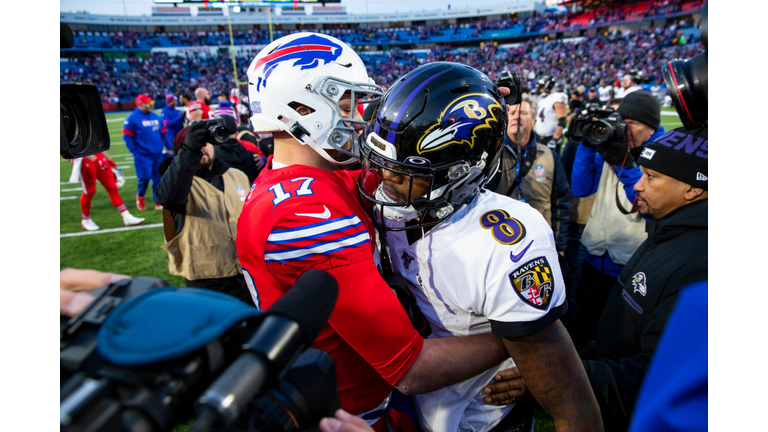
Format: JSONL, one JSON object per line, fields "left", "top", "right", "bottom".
{"left": 661, "top": 1, "right": 707, "bottom": 129}
{"left": 60, "top": 23, "right": 111, "bottom": 159}
{"left": 496, "top": 70, "right": 523, "bottom": 106}
{"left": 566, "top": 104, "right": 628, "bottom": 150}
{"left": 61, "top": 270, "right": 341, "bottom": 432}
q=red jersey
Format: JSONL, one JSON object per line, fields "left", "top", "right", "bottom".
{"left": 199, "top": 102, "right": 211, "bottom": 120}
{"left": 236, "top": 160, "right": 423, "bottom": 415}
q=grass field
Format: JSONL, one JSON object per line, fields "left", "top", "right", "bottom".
{"left": 59, "top": 107, "right": 684, "bottom": 431}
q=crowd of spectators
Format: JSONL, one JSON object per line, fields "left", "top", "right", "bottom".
{"left": 61, "top": 20, "right": 701, "bottom": 104}
{"left": 68, "top": 0, "right": 702, "bottom": 50}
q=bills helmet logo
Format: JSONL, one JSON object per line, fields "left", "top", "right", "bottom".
{"left": 416, "top": 93, "right": 502, "bottom": 154}
{"left": 252, "top": 34, "right": 342, "bottom": 91}
{"left": 632, "top": 272, "right": 647, "bottom": 296}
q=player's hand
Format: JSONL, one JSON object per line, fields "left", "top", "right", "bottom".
{"left": 320, "top": 409, "right": 374, "bottom": 432}
{"left": 551, "top": 135, "right": 564, "bottom": 150}
{"left": 253, "top": 154, "right": 266, "bottom": 171}
{"left": 184, "top": 121, "right": 210, "bottom": 152}
{"left": 107, "top": 159, "right": 118, "bottom": 169}
{"left": 60, "top": 268, "right": 131, "bottom": 317}
{"left": 482, "top": 366, "right": 531, "bottom": 405}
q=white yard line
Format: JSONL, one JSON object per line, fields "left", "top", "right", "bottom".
{"left": 61, "top": 196, "right": 78, "bottom": 201}
{"left": 61, "top": 223, "right": 163, "bottom": 238}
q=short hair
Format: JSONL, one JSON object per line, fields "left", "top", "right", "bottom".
{"left": 519, "top": 93, "right": 538, "bottom": 120}
{"left": 180, "top": 92, "right": 192, "bottom": 102}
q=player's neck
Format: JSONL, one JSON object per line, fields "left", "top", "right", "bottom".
{"left": 272, "top": 136, "right": 337, "bottom": 172}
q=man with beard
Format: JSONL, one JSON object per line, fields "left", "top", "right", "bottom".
{"left": 155, "top": 121, "right": 252, "bottom": 303}
{"left": 194, "top": 87, "right": 212, "bottom": 119}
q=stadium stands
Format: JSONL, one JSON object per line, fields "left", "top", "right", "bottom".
{"left": 60, "top": 0, "right": 704, "bottom": 108}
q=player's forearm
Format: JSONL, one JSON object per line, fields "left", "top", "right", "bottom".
{"left": 502, "top": 321, "right": 603, "bottom": 432}
{"left": 395, "top": 332, "right": 507, "bottom": 395}
{"left": 554, "top": 125, "right": 564, "bottom": 139}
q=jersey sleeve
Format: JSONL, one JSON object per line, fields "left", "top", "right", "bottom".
{"left": 122, "top": 115, "right": 138, "bottom": 152}
{"left": 485, "top": 244, "right": 567, "bottom": 339}
{"left": 263, "top": 193, "right": 423, "bottom": 386}
{"left": 325, "top": 260, "right": 424, "bottom": 386}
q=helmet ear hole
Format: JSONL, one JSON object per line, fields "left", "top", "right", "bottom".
{"left": 288, "top": 102, "right": 315, "bottom": 116}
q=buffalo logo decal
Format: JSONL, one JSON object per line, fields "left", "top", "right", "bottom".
{"left": 632, "top": 272, "right": 647, "bottom": 296}
{"left": 416, "top": 93, "right": 502, "bottom": 154}
{"left": 509, "top": 257, "right": 554, "bottom": 310}
{"left": 252, "top": 34, "right": 342, "bottom": 91}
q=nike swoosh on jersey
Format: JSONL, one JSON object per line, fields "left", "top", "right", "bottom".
{"left": 509, "top": 239, "right": 534, "bottom": 263}
{"left": 295, "top": 205, "right": 331, "bottom": 219}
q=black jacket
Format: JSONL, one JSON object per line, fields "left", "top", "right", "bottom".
{"left": 215, "top": 137, "right": 260, "bottom": 184}
{"left": 156, "top": 147, "right": 232, "bottom": 235}
{"left": 580, "top": 199, "right": 708, "bottom": 431}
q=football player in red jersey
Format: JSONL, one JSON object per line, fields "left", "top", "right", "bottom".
{"left": 73, "top": 151, "right": 144, "bottom": 231}
{"left": 236, "top": 33, "right": 509, "bottom": 427}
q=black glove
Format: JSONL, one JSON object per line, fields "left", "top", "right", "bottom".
{"left": 550, "top": 135, "right": 564, "bottom": 151}
{"left": 184, "top": 121, "right": 211, "bottom": 152}
{"left": 598, "top": 139, "right": 635, "bottom": 167}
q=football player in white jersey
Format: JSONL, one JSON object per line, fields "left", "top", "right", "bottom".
{"left": 533, "top": 76, "right": 568, "bottom": 153}
{"left": 614, "top": 71, "right": 643, "bottom": 99}
{"left": 358, "top": 62, "right": 602, "bottom": 432}
{"left": 597, "top": 79, "right": 613, "bottom": 104}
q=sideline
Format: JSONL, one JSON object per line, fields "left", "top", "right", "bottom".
{"left": 60, "top": 223, "right": 163, "bottom": 238}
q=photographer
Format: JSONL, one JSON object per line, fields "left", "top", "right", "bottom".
{"left": 155, "top": 121, "right": 252, "bottom": 303}
{"left": 208, "top": 105, "right": 262, "bottom": 184}
{"left": 568, "top": 91, "right": 666, "bottom": 351}
{"left": 488, "top": 93, "right": 572, "bottom": 258}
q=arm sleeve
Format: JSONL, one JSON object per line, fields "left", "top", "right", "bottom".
{"left": 581, "top": 257, "right": 706, "bottom": 422}
{"left": 155, "top": 148, "right": 201, "bottom": 211}
{"left": 550, "top": 153, "right": 571, "bottom": 252}
{"left": 570, "top": 143, "right": 602, "bottom": 197}
{"left": 615, "top": 164, "right": 643, "bottom": 203}
{"left": 122, "top": 117, "right": 137, "bottom": 153}
{"left": 486, "top": 246, "right": 568, "bottom": 338}
{"left": 325, "top": 261, "right": 424, "bottom": 386}
{"left": 161, "top": 127, "right": 173, "bottom": 151}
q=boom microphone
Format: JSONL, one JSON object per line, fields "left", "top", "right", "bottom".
{"left": 192, "top": 270, "right": 339, "bottom": 431}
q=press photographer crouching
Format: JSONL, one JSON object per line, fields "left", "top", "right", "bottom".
{"left": 156, "top": 120, "right": 252, "bottom": 303}
{"left": 567, "top": 90, "right": 666, "bottom": 351}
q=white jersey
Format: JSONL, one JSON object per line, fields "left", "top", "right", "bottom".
{"left": 534, "top": 91, "right": 568, "bottom": 138}
{"left": 598, "top": 85, "right": 613, "bottom": 102}
{"left": 614, "top": 85, "right": 642, "bottom": 99}
{"left": 384, "top": 190, "right": 567, "bottom": 432}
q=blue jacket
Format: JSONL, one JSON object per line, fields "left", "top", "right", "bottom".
{"left": 122, "top": 108, "right": 172, "bottom": 157}
{"left": 570, "top": 126, "right": 666, "bottom": 276}
{"left": 161, "top": 105, "right": 184, "bottom": 143}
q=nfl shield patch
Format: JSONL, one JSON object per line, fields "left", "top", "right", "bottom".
{"left": 509, "top": 257, "right": 554, "bottom": 310}
{"left": 534, "top": 164, "right": 545, "bottom": 176}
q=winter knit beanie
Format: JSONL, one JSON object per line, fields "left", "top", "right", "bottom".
{"left": 638, "top": 126, "right": 708, "bottom": 190}
{"left": 617, "top": 90, "right": 661, "bottom": 130}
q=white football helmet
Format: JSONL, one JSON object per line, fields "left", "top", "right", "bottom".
{"left": 247, "top": 32, "right": 382, "bottom": 165}
{"left": 112, "top": 167, "right": 125, "bottom": 188}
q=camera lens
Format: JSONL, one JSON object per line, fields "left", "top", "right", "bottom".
{"left": 60, "top": 94, "right": 90, "bottom": 150}
{"left": 662, "top": 52, "right": 707, "bottom": 130}
{"left": 588, "top": 121, "right": 613, "bottom": 146}
{"left": 212, "top": 126, "right": 228, "bottom": 143}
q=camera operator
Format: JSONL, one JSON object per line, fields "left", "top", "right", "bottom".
{"left": 208, "top": 105, "right": 262, "bottom": 184}
{"left": 568, "top": 90, "right": 666, "bottom": 351}
{"left": 155, "top": 121, "right": 252, "bottom": 303}
{"left": 488, "top": 93, "right": 572, "bottom": 259}
{"left": 534, "top": 76, "right": 568, "bottom": 153}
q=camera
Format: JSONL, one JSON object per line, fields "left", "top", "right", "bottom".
{"left": 662, "top": 1, "right": 707, "bottom": 129}
{"left": 60, "top": 23, "right": 111, "bottom": 159}
{"left": 199, "top": 117, "right": 232, "bottom": 144}
{"left": 496, "top": 70, "right": 523, "bottom": 106}
{"left": 567, "top": 104, "right": 628, "bottom": 150}
{"left": 61, "top": 271, "right": 341, "bottom": 432}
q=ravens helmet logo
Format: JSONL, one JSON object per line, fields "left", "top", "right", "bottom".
{"left": 416, "top": 93, "right": 502, "bottom": 154}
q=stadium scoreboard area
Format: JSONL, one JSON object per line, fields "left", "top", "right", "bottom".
{"left": 154, "top": 0, "right": 341, "bottom": 5}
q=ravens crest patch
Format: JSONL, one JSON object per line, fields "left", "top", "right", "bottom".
{"left": 509, "top": 257, "right": 554, "bottom": 310}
